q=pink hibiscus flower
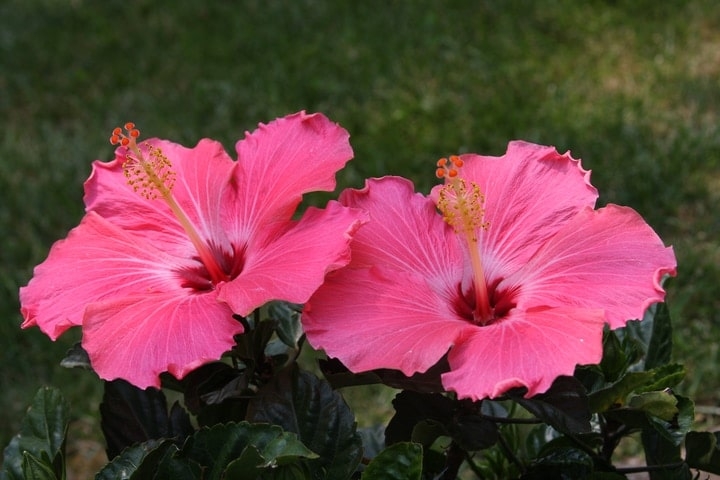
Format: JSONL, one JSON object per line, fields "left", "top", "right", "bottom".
{"left": 302, "top": 141, "right": 677, "bottom": 400}
{"left": 20, "top": 112, "right": 366, "bottom": 388}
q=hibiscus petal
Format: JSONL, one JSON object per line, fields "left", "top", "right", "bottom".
{"left": 442, "top": 306, "right": 606, "bottom": 400}
{"left": 500, "top": 205, "right": 677, "bottom": 329}
{"left": 304, "top": 267, "right": 474, "bottom": 376}
{"left": 217, "top": 201, "right": 367, "bottom": 316}
{"left": 84, "top": 137, "right": 237, "bottom": 258}
{"left": 339, "top": 176, "right": 465, "bottom": 283}
{"left": 303, "top": 177, "right": 474, "bottom": 376}
{"left": 20, "top": 212, "right": 198, "bottom": 339}
{"left": 432, "top": 141, "right": 598, "bottom": 283}
{"left": 82, "top": 292, "right": 242, "bottom": 388}
{"left": 231, "top": 111, "right": 353, "bottom": 240}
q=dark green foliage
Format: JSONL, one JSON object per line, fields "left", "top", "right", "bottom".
{"left": 100, "top": 379, "right": 193, "bottom": 459}
{"left": 508, "top": 377, "right": 592, "bottom": 436}
{"left": 1, "top": 387, "right": 68, "bottom": 480}
{"left": 360, "top": 442, "right": 423, "bottom": 480}
{"left": 4, "top": 300, "right": 720, "bottom": 477}
{"left": 246, "top": 365, "right": 363, "bottom": 480}
{"left": 94, "top": 423, "right": 317, "bottom": 480}
{"left": 686, "top": 432, "right": 720, "bottom": 475}
{"left": 95, "top": 439, "right": 178, "bottom": 480}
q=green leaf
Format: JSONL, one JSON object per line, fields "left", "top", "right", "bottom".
{"left": 526, "top": 425, "right": 561, "bottom": 459}
{"left": 686, "top": 431, "right": 720, "bottom": 475}
{"left": 1, "top": 387, "right": 69, "bottom": 480}
{"left": 388, "top": 391, "right": 498, "bottom": 452}
{"left": 604, "top": 394, "right": 693, "bottom": 449}
{"left": 640, "top": 427, "right": 691, "bottom": 480}
{"left": 510, "top": 376, "right": 592, "bottom": 435}
{"left": 268, "top": 301, "right": 303, "bottom": 348}
{"left": 628, "top": 391, "right": 678, "bottom": 421}
{"left": 180, "top": 362, "right": 249, "bottom": 426}
{"left": 19, "top": 388, "right": 68, "bottom": 461}
{"left": 264, "top": 338, "right": 292, "bottom": 365}
{"left": 246, "top": 365, "right": 362, "bottom": 480}
{"left": 636, "top": 363, "right": 686, "bottom": 393}
{"left": 599, "top": 328, "right": 628, "bottom": 382}
{"left": 95, "top": 439, "right": 176, "bottom": 480}
{"left": 522, "top": 447, "right": 594, "bottom": 479}
{"left": 625, "top": 303, "right": 673, "bottom": 370}
{"left": 422, "top": 439, "right": 452, "bottom": 480}
{"left": 100, "top": 379, "right": 193, "bottom": 459}
{"left": 385, "top": 391, "right": 454, "bottom": 446}
{"left": 644, "top": 302, "right": 673, "bottom": 369}
{"left": 447, "top": 413, "right": 498, "bottom": 451}
{"left": 220, "top": 445, "right": 265, "bottom": 479}
{"left": 361, "top": 442, "right": 423, "bottom": 480}
{"left": 21, "top": 452, "right": 58, "bottom": 480}
{"left": 233, "top": 316, "right": 276, "bottom": 362}
{"left": 587, "top": 371, "right": 654, "bottom": 413}
{"left": 574, "top": 364, "right": 606, "bottom": 396}
{"left": 153, "top": 443, "right": 203, "bottom": 480}
{"left": 535, "top": 432, "right": 604, "bottom": 463}
{"left": 649, "top": 394, "right": 693, "bottom": 447}
{"left": 180, "top": 421, "right": 316, "bottom": 480}
{"left": 409, "top": 420, "right": 448, "bottom": 448}
{"left": 261, "top": 462, "right": 313, "bottom": 480}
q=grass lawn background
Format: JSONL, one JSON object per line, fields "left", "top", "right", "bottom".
{"left": 1, "top": 0, "right": 719, "bottom": 466}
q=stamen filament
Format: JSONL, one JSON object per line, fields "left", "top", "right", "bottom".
{"left": 112, "top": 125, "right": 229, "bottom": 285}
{"left": 436, "top": 155, "right": 493, "bottom": 324}
{"left": 140, "top": 157, "right": 229, "bottom": 285}
{"left": 466, "top": 234, "right": 493, "bottom": 324}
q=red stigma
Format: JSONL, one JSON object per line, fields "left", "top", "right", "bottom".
{"left": 435, "top": 155, "right": 464, "bottom": 180}
{"left": 110, "top": 122, "right": 141, "bottom": 146}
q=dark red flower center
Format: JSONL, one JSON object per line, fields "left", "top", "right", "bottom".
{"left": 178, "top": 242, "right": 246, "bottom": 292}
{"left": 454, "top": 279, "right": 517, "bottom": 326}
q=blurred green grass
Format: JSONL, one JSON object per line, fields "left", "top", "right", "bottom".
{"left": 1, "top": 0, "right": 719, "bottom": 448}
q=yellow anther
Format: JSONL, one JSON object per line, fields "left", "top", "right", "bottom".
{"left": 122, "top": 144, "right": 177, "bottom": 200}
{"left": 437, "top": 178, "right": 489, "bottom": 241}
{"left": 110, "top": 124, "right": 177, "bottom": 200}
